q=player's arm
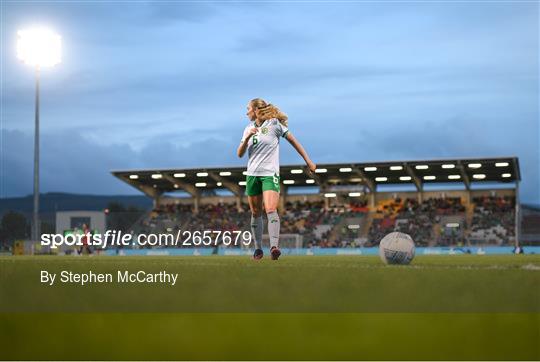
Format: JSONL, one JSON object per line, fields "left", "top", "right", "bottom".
{"left": 237, "top": 127, "right": 258, "bottom": 158}
{"left": 285, "top": 133, "right": 316, "bottom": 173}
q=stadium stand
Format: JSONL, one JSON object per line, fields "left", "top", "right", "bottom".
{"left": 130, "top": 199, "right": 370, "bottom": 248}
{"left": 111, "top": 158, "right": 524, "bottom": 248}
{"left": 469, "top": 196, "right": 515, "bottom": 245}
{"left": 366, "top": 197, "right": 466, "bottom": 246}
{"left": 124, "top": 193, "right": 519, "bottom": 248}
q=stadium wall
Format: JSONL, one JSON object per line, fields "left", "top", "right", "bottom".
{"left": 104, "top": 246, "right": 540, "bottom": 256}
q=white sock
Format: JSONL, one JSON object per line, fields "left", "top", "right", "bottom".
{"left": 250, "top": 215, "right": 263, "bottom": 249}
{"left": 267, "top": 211, "right": 280, "bottom": 248}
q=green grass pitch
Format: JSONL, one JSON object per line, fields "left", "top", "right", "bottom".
{"left": 0, "top": 254, "right": 539, "bottom": 360}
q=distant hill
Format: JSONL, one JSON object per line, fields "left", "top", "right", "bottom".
{"left": 0, "top": 193, "right": 153, "bottom": 219}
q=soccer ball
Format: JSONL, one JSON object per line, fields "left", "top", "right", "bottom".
{"left": 379, "top": 232, "right": 415, "bottom": 265}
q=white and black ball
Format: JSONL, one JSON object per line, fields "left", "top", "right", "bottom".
{"left": 379, "top": 232, "right": 415, "bottom": 265}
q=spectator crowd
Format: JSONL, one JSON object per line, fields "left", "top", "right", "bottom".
{"left": 128, "top": 195, "right": 515, "bottom": 248}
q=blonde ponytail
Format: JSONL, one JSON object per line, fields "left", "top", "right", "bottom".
{"left": 250, "top": 98, "right": 288, "bottom": 127}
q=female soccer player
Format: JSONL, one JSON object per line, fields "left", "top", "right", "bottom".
{"left": 237, "top": 98, "right": 316, "bottom": 260}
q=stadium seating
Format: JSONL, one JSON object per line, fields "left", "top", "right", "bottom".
{"left": 134, "top": 203, "right": 249, "bottom": 248}
{"left": 126, "top": 195, "right": 516, "bottom": 248}
{"left": 129, "top": 200, "right": 369, "bottom": 248}
{"left": 367, "top": 197, "right": 466, "bottom": 246}
{"left": 469, "top": 196, "right": 515, "bottom": 245}
{"left": 280, "top": 200, "right": 368, "bottom": 247}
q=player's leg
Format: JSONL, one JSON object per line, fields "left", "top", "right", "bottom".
{"left": 262, "top": 174, "right": 281, "bottom": 260}
{"left": 248, "top": 194, "right": 264, "bottom": 257}
{"left": 246, "top": 176, "right": 264, "bottom": 259}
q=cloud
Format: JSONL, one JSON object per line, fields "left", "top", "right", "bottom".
{"left": 2, "top": 2, "right": 538, "bottom": 203}
{"left": 353, "top": 116, "right": 539, "bottom": 202}
{"left": 0, "top": 128, "right": 246, "bottom": 197}
{"left": 2, "top": 117, "right": 538, "bottom": 204}
{"left": 1, "top": 129, "right": 138, "bottom": 197}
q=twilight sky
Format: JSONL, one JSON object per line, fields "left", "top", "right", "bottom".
{"left": 1, "top": 1, "right": 538, "bottom": 202}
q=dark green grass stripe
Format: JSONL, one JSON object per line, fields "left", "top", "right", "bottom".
{"left": 0, "top": 313, "right": 538, "bottom": 360}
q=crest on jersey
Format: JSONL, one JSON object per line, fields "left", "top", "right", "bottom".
{"left": 261, "top": 127, "right": 269, "bottom": 135}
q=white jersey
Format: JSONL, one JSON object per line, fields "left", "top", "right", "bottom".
{"left": 240, "top": 118, "right": 289, "bottom": 176}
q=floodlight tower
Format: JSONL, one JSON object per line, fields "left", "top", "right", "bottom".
{"left": 17, "top": 27, "right": 62, "bottom": 242}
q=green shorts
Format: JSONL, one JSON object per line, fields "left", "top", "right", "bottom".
{"left": 245, "top": 174, "right": 280, "bottom": 196}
